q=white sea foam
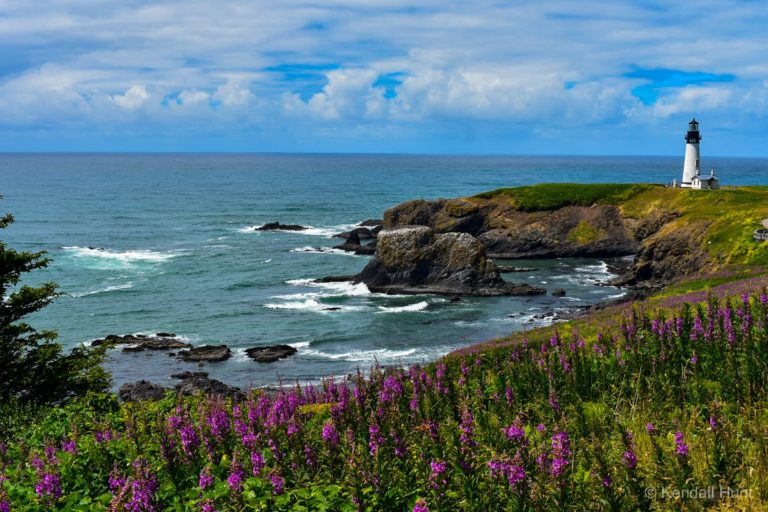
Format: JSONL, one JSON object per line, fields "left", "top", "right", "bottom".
{"left": 377, "top": 301, "right": 429, "bottom": 313}
{"left": 303, "top": 347, "right": 418, "bottom": 362}
{"left": 71, "top": 282, "right": 134, "bottom": 298}
{"left": 285, "top": 279, "right": 371, "bottom": 297}
{"left": 237, "top": 225, "right": 263, "bottom": 233}
{"left": 575, "top": 261, "right": 612, "bottom": 279}
{"left": 62, "top": 246, "right": 180, "bottom": 266}
{"left": 604, "top": 292, "right": 627, "bottom": 300}
{"left": 289, "top": 341, "right": 311, "bottom": 349}
{"left": 239, "top": 223, "right": 360, "bottom": 238}
{"left": 290, "top": 246, "right": 360, "bottom": 257}
{"left": 264, "top": 299, "right": 366, "bottom": 313}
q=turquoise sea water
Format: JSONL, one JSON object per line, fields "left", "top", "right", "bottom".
{"left": 2, "top": 153, "right": 767, "bottom": 389}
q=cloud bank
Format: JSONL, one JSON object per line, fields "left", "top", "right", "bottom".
{"left": 0, "top": 0, "right": 766, "bottom": 153}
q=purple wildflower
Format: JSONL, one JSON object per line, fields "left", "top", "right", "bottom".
{"left": 61, "top": 439, "right": 76, "bottom": 454}
{"left": 369, "top": 423, "right": 384, "bottom": 455}
{"left": 322, "top": 421, "right": 340, "bottom": 446}
{"left": 200, "top": 498, "right": 217, "bottom": 512}
{"left": 674, "top": 431, "right": 689, "bottom": 457}
{"left": 35, "top": 472, "right": 62, "bottom": 504}
{"left": 550, "top": 431, "right": 571, "bottom": 477}
{"left": 227, "top": 460, "right": 244, "bottom": 494}
{"left": 251, "top": 451, "right": 265, "bottom": 476}
{"left": 199, "top": 466, "right": 214, "bottom": 490}
{"left": 623, "top": 450, "right": 638, "bottom": 469}
{"left": 646, "top": 423, "right": 656, "bottom": 435}
{"left": 413, "top": 499, "right": 430, "bottom": 512}
{"left": 269, "top": 472, "right": 285, "bottom": 495}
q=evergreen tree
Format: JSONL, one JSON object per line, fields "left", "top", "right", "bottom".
{"left": 0, "top": 207, "right": 110, "bottom": 405}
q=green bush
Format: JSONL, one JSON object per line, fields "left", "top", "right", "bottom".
{"left": 0, "top": 206, "right": 110, "bottom": 438}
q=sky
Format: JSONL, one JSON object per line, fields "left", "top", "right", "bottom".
{"left": 0, "top": 1, "right": 767, "bottom": 155}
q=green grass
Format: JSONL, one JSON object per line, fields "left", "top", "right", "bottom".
{"left": 471, "top": 183, "right": 658, "bottom": 211}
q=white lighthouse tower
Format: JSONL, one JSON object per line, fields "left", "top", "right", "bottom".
{"left": 681, "top": 118, "right": 701, "bottom": 187}
{"left": 677, "top": 118, "right": 719, "bottom": 190}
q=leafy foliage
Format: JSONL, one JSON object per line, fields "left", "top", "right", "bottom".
{"left": 3, "top": 282, "right": 768, "bottom": 510}
{"left": 0, "top": 207, "right": 110, "bottom": 422}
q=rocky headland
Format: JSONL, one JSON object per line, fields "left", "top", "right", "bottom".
{"left": 378, "top": 184, "right": 768, "bottom": 290}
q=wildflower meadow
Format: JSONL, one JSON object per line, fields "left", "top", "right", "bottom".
{"left": 3, "top": 287, "right": 768, "bottom": 510}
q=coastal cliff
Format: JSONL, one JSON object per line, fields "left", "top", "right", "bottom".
{"left": 383, "top": 184, "right": 768, "bottom": 289}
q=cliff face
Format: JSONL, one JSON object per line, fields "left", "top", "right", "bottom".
{"left": 382, "top": 185, "right": 762, "bottom": 289}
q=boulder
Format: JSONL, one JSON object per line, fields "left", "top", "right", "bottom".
{"left": 175, "top": 377, "right": 245, "bottom": 401}
{"left": 119, "top": 380, "right": 168, "bottom": 402}
{"left": 551, "top": 288, "right": 566, "bottom": 297}
{"left": 245, "top": 344, "right": 298, "bottom": 363}
{"left": 354, "top": 226, "right": 546, "bottom": 296}
{"left": 256, "top": 222, "right": 307, "bottom": 231}
{"left": 176, "top": 345, "right": 232, "bottom": 363}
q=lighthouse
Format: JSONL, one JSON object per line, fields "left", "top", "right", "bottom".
{"left": 676, "top": 118, "right": 719, "bottom": 190}
{"left": 681, "top": 118, "right": 701, "bottom": 187}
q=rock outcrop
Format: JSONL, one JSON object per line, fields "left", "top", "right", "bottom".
{"left": 333, "top": 231, "right": 377, "bottom": 255}
{"left": 175, "top": 376, "right": 245, "bottom": 401}
{"left": 245, "top": 344, "right": 298, "bottom": 363}
{"left": 380, "top": 193, "right": 715, "bottom": 289}
{"left": 119, "top": 380, "right": 168, "bottom": 402}
{"left": 91, "top": 333, "right": 191, "bottom": 352}
{"left": 353, "top": 226, "right": 545, "bottom": 296}
{"left": 176, "top": 345, "right": 232, "bottom": 363}
{"left": 256, "top": 222, "right": 307, "bottom": 231}
{"left": 384, "top": 200, "right": 639, "bottom": 259}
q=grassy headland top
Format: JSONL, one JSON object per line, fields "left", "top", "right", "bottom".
{"left": 469, "top": 183, "right": 768, "bottom": 268}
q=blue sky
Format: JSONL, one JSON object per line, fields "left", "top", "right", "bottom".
{"left": 0, "top": 1, "right": 767, "bottom": 155}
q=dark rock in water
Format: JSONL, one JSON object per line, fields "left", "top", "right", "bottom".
{"left": 497, "top": 266, "right": 540, "bottom": 273}
{"left": 176, "top": 345, "right": 232, "bottom": 363}
{"left": 359, "top": 219, "right": 384, "bottom": 227}
{"left": 119, "top": 380, "right": 168, "bottom": 402}
{"left": 354, "top": 240, "right": 377, "bottom": 255}
{"left": 170, "top": 371, "right": 209, "bottom": 380}
{"left": 333, "top": 232, "right": 377, "bottom": 255}
{"left": 156, "top": 332, "right": 176, "bottom": 338}
{"left": 175, "top": 377, "right": 245, "bottom": 401}
{"left": 334, "top": 231, "right": 362, "bottom": 250}
{"left": 245, "top": 344, "right": 298, "bottom": 363}
{"left": 334, "top": 227, "right": 375, "bottom": 240}
{"left": 450, "top": 296, "right": 462, "bottom": 303}
{"left": 323, "top": 307, "right": 342, "bottom": 311}
{"left": 91, "top": 333, "right": 191, "bottom": 352}
{"left": 354, "top": 226, "right": 546, "bottom": 296}
{"left": 551, "top": 288, "right": 566, "bottom": 297}
{"left": 314, "top": 275, "right": 356, "bottom": 283}
{"left": 256, "top": 222, "right": 307, "bottom": 231}
{"left": 421, "top": 320, "right": 433, "bottom": 325}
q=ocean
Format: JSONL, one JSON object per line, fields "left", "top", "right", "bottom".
{"left": 2, "top": 153, "right": 767, "bottom": 389}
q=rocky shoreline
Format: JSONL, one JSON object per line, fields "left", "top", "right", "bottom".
{"left": 112, "top": 192, "right": 669, "bottom": 399}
